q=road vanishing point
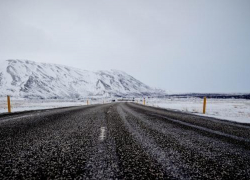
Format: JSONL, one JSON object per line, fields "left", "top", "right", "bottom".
{"left": 0, "top": 102, "right": 250, "bottom": 179}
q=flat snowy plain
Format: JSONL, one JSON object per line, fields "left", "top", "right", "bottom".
{"left": 145, "top": 98, "right": 250, "bottom": 124}
{"left": 0, "top": 98, "right": 102, "bottom": 114}
{"left": 0, "top": 97, "right": 249, "bottom": 124}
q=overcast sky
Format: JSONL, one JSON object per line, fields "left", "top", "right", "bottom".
{"left": 0, "top": 0, "right": 249, "bottom": 93}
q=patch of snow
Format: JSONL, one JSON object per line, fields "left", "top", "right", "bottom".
{"left": 144, "top": 97, "right": 250, "bottom": 124}
{"left": 0, "top": 98, "right": 106, "bottom": 114}
{"left": 0, "top": 59, "right": 165, "bottom": 99}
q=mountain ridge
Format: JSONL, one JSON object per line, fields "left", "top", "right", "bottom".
{"left": 0, "top": 59, "right": 165, "bottom": 99}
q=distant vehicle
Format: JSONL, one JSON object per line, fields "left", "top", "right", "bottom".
{"left": 112, "top": 99, "right": 116, "bottom": 102}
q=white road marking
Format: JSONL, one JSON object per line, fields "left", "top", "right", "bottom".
{"left": 99, "top": 127, "right": 106, "bottom": 141}
{"left": 0, "top": 114, "right": 37, "bottom": 124}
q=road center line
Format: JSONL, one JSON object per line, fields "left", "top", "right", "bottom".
{"left": 99, "top": 127, "right": 106, "bottom": 141}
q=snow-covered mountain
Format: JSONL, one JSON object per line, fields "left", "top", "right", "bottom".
{"left": 0, "top": 59, "right": 165, "bottom": 99}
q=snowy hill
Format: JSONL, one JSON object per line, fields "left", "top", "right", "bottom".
{"left": 0, "top": 59, "right": 164, "bottom": 99}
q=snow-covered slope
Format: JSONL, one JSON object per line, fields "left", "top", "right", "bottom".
{"left": 0, "top": 59, "right": 164, "bottom": 99}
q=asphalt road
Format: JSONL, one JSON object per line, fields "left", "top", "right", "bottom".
{"left": 0, "top": 102, "right": 250, "bottom": 179}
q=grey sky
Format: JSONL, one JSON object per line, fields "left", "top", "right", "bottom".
{"left": 0, "top": 0, "right": 249, "bottom": 93}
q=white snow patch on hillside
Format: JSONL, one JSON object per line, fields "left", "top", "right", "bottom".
{"left": 0, "top": 59, "right": 165, "bottom": 99}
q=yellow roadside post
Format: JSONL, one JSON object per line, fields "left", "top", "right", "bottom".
{"left": 143, "top": 98, "right": 145, "bottom": 105}
{"left": 7, "top": 95, "right": 11, "bottom": 113}
{"left": 87, "top": 100, "right": 89, "bottom": 105}
{"left": 203, "top": 97, "right": 207, "bottom": 114}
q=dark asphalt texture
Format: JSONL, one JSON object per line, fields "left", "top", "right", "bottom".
{"left": 0, "top": 102, "right": 250, "bottom": 179}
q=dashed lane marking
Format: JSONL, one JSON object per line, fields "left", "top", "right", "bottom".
{"left": 99, "top": 127, "right": 106, "bottom": 141}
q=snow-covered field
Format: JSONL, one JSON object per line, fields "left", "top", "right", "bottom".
{"left": 1, "top": 97, "right": 249, "bottom": 124}
{"left": 0, "top": 98, "right": 106, "bottom": 114}
{"left": 145, "top": 98, "right": 250, "bottom": 124}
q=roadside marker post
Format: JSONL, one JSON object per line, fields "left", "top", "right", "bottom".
{"left": 203, "top": 97, "right": 207, "bottom": 114}
{"left": 87, "top": 100, "right": 89, "bottom": 105}
{"left": 143, "top": 98, "right": 145, "bottom": 105}
{"left": 7, "top": 95, "right": 11, "bottom": 113}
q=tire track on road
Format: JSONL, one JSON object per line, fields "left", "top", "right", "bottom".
{"left": 121, "top": 103, "right": 250, "bottom": 179}
{"left": 117, "top": 105, "right": 189, "bottom": 179}
{"left": 106, "top": 104, "right": 166, "bottom": 179}
{"left": 83, "top": 105, "right": 120, "bottom": 179}
{"left": 128, "top": 103, "right": 250, "bottom": 139}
